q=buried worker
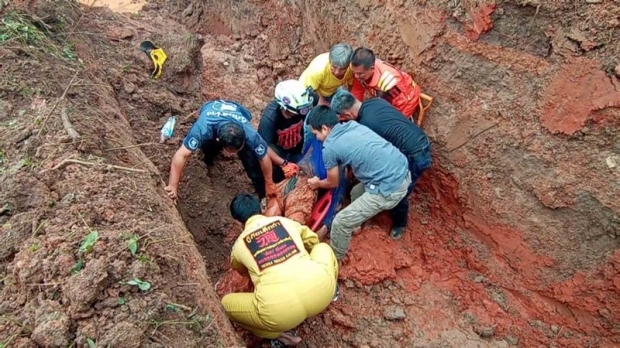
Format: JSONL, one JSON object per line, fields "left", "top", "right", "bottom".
{"left": 299, "top": 43, "right": 354, "bottom": 106}
{"left": 258, "top": 79, "right": 318, "bottom": 183}
{"left": 331, "top": 88, "right": 432, "bottom": 240}
{"left": 165, "top": 100, "right": 279, "bottom": 209}
{"left": 350, "top": 47, "right": 422, "bottom": 119}
{"left": 222, "top": 194, "right": 339, "bottom": 347}
{"left": 306, "top": 106, "right": 411, "bottom": 261}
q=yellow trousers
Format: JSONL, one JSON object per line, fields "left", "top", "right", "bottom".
{"left": 221, "top": 243, "right": 338, "bottom": 339}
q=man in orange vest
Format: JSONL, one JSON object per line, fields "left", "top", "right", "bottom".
{"left": 349, "top": 47, "right": 422, "bottom": 118}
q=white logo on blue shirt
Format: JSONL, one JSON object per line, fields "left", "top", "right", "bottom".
{"left": 255, "top": 144, "right": 266, "bottom": 156}
{"left": 188, "top": 137, "right": 199, "bottom": 150}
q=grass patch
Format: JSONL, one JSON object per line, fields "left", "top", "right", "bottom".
{"left": 0, "top": 13, "right": 46, "bottom": 46}
{"left": 0, "top": 12, "right": 81, "bottom": 64}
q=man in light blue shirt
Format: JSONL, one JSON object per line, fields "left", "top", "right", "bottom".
{"left": 306, "top": 106, "right": 411, "bottom": 260}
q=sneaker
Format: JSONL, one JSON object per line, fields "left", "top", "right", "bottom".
{"left": 332, "top": 283, "right": 340, "bottom": 302}
{"left": 260, "top": 197, "right": 267, "bottom": 211}
{"left": 270, "top": 330, "right": 299, "bottom": 348}
{"left": 270, "top": 339, "right": 286, "bottom": 348}
{"left": 390, "top": 226, "right": 405, "bottom": 240}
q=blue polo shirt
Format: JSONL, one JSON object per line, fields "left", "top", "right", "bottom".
{"left": 322, "top": 121, "right": 408, "bottom": 195}
{"left": 183, "top": 100, "right": 268, "bottom": 159}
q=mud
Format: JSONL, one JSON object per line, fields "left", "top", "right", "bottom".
{"left": 1, "top": 0, "right": 619, "bottom": 347}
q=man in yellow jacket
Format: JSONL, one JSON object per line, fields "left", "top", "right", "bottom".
{"left": 299, "top": 43, "right": 354, "bottom": 106}
{"left": 222, "top": 193, "right": 340, "bottom": 347}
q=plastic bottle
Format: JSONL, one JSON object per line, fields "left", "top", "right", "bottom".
{"left": 160, "top": 115, "right": 177, "bottom": 143}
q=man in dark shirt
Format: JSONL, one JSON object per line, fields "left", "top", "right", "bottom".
{"left": 165, "top": 100, "right": 279, "bottom": 210}
{"left": 330, "top": 89, "right": 432, "bottom": 240}
{"left": 258, "top": 79, "right": 319, "bottom": 183}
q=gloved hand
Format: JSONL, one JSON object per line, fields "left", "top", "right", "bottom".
{"left": 281, "top": 161, "right": 300, "bottom": 179}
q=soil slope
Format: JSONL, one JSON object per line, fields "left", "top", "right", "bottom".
{"left": 1, "top": 0, "right": 619, "bottom": 348}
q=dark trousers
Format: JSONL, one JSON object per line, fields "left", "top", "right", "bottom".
{"left": 390, "top": 139, "right": 432, "bottom": 228}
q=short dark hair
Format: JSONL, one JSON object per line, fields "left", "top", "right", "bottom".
{"left": 230, "top": 193, "right": 261, "bottom": 223}
{"left": 219, "top": 123, "right": 245, "bottom": 150}
{"left": 351, "top": 47, "right": 375, "bottom": 69}
{"left": 330, "top": 88, "right": 358, "bottom": 115}
{"left": 307, "top": 105, "right": 339, "bottom": 131}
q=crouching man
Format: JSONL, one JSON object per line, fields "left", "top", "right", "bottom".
{"left": 306, "top": 106, "right": 411, "bottom": 262}
{"left": 222, "top": 194, "right": 339, "bottom": 347}
{"left": 330, "top": 88, "right": 432, "bottom": 240}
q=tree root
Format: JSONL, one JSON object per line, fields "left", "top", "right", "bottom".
{"left": 38, "top": 70, "right": 79, "bottom": 137}
{"left": 39, "top": 158, "right": 148, "bottom": 174}
{"left": 60, "top": 107, "right": 81, "bottom": 142}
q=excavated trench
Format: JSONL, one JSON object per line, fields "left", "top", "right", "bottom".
{"left": 1, "top": 0, "right": 618, "bottom": 347}
{"left": 162, "top": 0, "right": 620, "bottom": 347}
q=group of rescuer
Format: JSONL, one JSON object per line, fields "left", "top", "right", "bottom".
{"left": 164, "top": 43, "right": 432, "bottom": 347}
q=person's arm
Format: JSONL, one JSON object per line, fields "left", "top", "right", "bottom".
{"left": 317, "top": 95, "right": 330, "bottom": 106}
{"left": 268, "top": 147, "right": 286, "bottom": 166}
{"left": 246, "top": 126, "right": 280, "bottom": 202}
{"left": 259, "top": 155, "right": 274, "bottom": 188}
{"left": 230, "top": 245, "right": 249, "bottom": 276}
{"left": 257, "top": 102, "right": 278, "bottom": 146}
{"left": 299, "top": 66, "right": 322, "bottom": 94}
{"left": 377, "top": 70, "right": 400, "bottom": 94}
{"left": 316, "top": 166, "right": 339, "bottom": 189}
{"left": 298, "top": 222, "right": 320, "bottom": 252}
{"left": 165, "top": 145, "right": 192, "bottom": 201}
{"left": 166, "top": 123, "right": 208, "bottom": 201}
{"left": 308, "top": 147, "right": 340, "bottom": 190}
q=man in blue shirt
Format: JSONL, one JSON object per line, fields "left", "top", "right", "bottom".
{"left": 330, "top": 89, "right": 432, "bottom": 240}
{"left": 165, "top": 100, "right": 278, "bottom": 208}
{"left": 306, "top": 106, "right": 411, "bottom": 261}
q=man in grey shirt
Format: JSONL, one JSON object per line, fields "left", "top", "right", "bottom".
{"left": 307, "top": 106, "right": 411, "bottom": 261}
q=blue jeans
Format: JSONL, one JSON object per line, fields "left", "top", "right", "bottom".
{"left": 390, "top": 139, "right": 432, "bottom": 228}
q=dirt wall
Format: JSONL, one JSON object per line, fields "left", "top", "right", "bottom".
{"left": 0, "top": 1, "right": 243, "bottom": 347}
{"left": 2, "top": 0, "right": 619, "bottom": 347}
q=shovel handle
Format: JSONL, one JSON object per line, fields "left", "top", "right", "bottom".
{"left": 417, "top": 93, "right": 434, "bottom": 127}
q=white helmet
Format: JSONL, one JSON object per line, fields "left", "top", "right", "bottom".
{"left": 275, "top": 79, "right": 314, "bottom": 116}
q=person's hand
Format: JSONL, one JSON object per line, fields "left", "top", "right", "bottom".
{"left": 307, "top": 176, "right": 320, "bottom": 190}
{"left": 264, "top": 198, "right": 282, "bottom": 217}
{"left": 265, "top": 181, "right": 284, "bottom": 212}
{"left": 346, "top": 167, "right": 355, "bottom": 181}
{"left": 281, "top": 162, "right": 300, "bottom": 179}
{"left": 164, "top": 185, "right": 178, "bottom": 203}
{"left": 266, "top": 181, "right": 279, "bottom": 198}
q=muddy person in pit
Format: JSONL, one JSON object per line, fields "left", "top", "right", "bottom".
{"left": 299, "top": 43, "right": 354, "bottom": 106}
{"left": 331, "top": 88, "right": 432, "bottom": 240}
{"left": 165, "top": 100, "right": 279, "bottom": 210}
{"left": 223, "top": 194, "right": 339, "bottom": 347}
{"left": 258, "top": 79, "right": 318, "bottom": 183}
{"left": 350, "top": 47, "right": 422, "bottom": 119}
{"left": 306, "top": 106, "right": 411, "bottom": 261}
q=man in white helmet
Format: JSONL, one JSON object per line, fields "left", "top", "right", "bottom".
{"left": 258, "top": 79, "right": 319, "bottom": 183}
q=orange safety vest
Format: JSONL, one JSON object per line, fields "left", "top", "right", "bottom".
{"left": 351, "top": 59, "right": 421, "bottom": 117}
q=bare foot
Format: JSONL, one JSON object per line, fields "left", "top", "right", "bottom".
{"left": 276, "top": 332, "right": 302, "bottom": 346}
